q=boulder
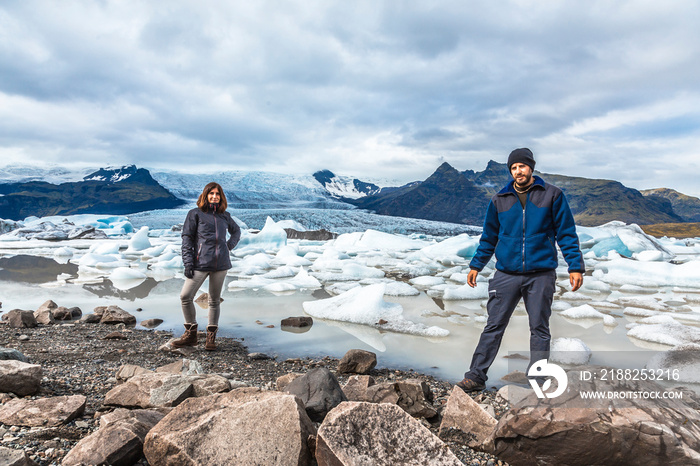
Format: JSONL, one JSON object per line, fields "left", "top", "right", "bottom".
{"left": 80, "top": 313, "right": 102, "bottom": 324}
{"left": 276, "top": 372, "right": 304, "bottom": 391}
{"left": 483, "top": 370, "right": 700, "bottom": 465}
{"left": 337, "top": 349, "right": 377, "bottom": 375}
{"left": 0, "top": 447, "right": 39, "bottom": 466}
{"left": 62, "top": 408, "right": 164, "bottom": 466}
{"left": 100, "top": 305, "right": 137, "bottom": 325}
{"left": 395, "top": 379, "right": 437, "bottom": 419}
{"left": 51, "top": 306, "right": 73, "bottom": 321}
{"left": 284, "top": 367, "right": 347, "bottom": 422}
{"left": 104, "top": 372, "right": 230, "bottom": 409}
{"left": 316, "top": 402, "right": 462, "bottom": 465}
{"left": 0, "top": 360, "right": 42, "bottom": 396}
{"left": 5, "top": 310, "right": 37, "bottom": 328}
{"left": 496, "top": 384, "right": 533, "bottom": 406}
{"left": 0, "top": 348, "right": 29, "bottom": 363}
{"left": 116, "top": 364, "right": 153, "bottom": 383}
{"left": 155, "top": 359, "right": 204, "bottom": 375}
{"left": 366, "top": 382, "right": 400, "bottom": 405}
{"left": 34, "top": 300, "right": 57, "bottom": 325}
{"left": 342, "top": 375, "right": 376, "bottom": 401}
{"left": 439, "top": 387, "right": 498, "bottom": 447}
{"left": 0, "top": 395, "right": 86, "bottom": 427}
{"left": 281, "top": 316, "right": 314, "bottom": 328}
{"left": 143, "top": 388, "right": 316, "bottom": 466}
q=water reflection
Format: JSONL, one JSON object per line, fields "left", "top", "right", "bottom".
{"left": 0, "top": 255, "right": 78, "bottom": 283}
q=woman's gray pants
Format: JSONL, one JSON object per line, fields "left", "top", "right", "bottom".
{"left": 180, "top": 270, "right": 227, "bottom": 326}
{"left": 464, "top": 269, "right": 556, "bottom": 384}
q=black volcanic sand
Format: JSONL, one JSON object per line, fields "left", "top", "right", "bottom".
{"left": 0, "top": 322, "right": 509, "bottom": 465}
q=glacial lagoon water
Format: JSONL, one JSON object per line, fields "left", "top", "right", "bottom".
{"left": 1, "top": 211, "right": 700, "bottom": 391}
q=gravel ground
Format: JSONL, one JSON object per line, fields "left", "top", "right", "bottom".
{"left": 0, "top": 321, "right": 510, "bottom": 465}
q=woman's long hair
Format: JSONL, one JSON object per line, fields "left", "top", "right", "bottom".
{"left": 196, "top": 182, "right": 228, "bottom": 213}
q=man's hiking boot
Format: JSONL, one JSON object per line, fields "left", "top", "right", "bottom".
{"left": 172, "top": 323, "right": 198, "bottom": 348}
{"left": 456, "top": 377, "right": 485, "bottom": 392}
{"left": 205, "top": 325, "right": 218, "bottom": 351}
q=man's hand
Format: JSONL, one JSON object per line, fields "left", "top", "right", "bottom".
{"left": 467, "top": 269, "right": 479, "bottom": 288}
{"left": 570, "top": 272, "right": 583, "bottom": 292}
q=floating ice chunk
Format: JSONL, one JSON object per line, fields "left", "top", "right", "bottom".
{"left": 597, "top": 258, "right": 700, "bottom": 288}
{"left": 560, "top": 304, "right": 616, "bottom": 326}
{"left": 443, "top": 282, "right": 489, "bottom": 300}
{"left": 627, "top": 319, "right": 700, "bottom": 347}
{"left": 302, "top": 283, "right": 448, "bottom": 337}
{"left": 409, "top": 276, "right": 445, "bottom": 287}
{"left": 333, "top": 232, "right": 364, "bottom": 250}
{"left": 579, "top": 222, "right": 673, "bottom": 258}
{"left": 591, "top": 236, "right": 632, "bottom": 258}
{"left": 382, "top": 281, "right": 420, "bottom": 297}
{"left": 78, "top": 253, "right": 127, "bottom": 269}
{"left": 552, "top": 301, "right": 572, "bottom": 312}
{"left": 357, "top": 229, "right": 430, "bottom": 251}
{"left": 612, "top": 296, "right": 668, "bottom": 312}
{"left": 288, "top": 267, "right": 322, "bottom": 289}
{"left": 262, "top": 266, "right": 299, "bottom": 279}
{"left": 54, "top": 247, "right": 74, "bottom": 257}
{"left": 240, "top": 253, "right": 273, "bottom": 270}
{"left": 126, "top": 226, "right": 152, "bottom": 252}
{"left": 91, "top": 242, "right": 121, "bottom": 255}
{"left": 326, "top": 282, "right": 361, "bottom": 295}
{"left": 110, "top": 267, "right": 148, "bottom": 280}
{"left": 151, "top": 256, "right": 183, "bottom": 268}
{"left": 341, "top": 263, "right": 385, "bottom": 279}
{"left": 263, "top": 282, "right": 297, "bottom": 293}
{"left": 419, "top": 234, "right": 478, "bottom": 259}
{"left": 237, "top": 217, "right": 287, "bottom": 250}
{"left": 550, "top": 337, "right": 592, "bottom": 365}
{"left": 140, "top": 244, "right": 168, "bottom": 259}
{"left": 580, "top": 279, "right": 611, "bottom": 293}
{"left": 448, "top": 272, "right": 469, "bottom": 284}
{"left": 618, "top": 284, "right": 656, "bottom": 293}
{"left": 635, "top": 250, "right": 665, "bottom": 262}
{"left": 560, "top": 291, "right": 590, "bottom": 300}
{"left": 227, "top": 276, "right": 272, "bottom": 290}
{"left": 275, "top": 219, "right": 307, "bottom": 231}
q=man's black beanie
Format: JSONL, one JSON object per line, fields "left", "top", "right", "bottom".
{"left": 507, "top": 148, "right": 536, "bottom": 171}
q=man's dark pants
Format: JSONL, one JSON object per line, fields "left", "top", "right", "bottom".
{"left": 464, "top": 269, "right": 557, "bottom": 384}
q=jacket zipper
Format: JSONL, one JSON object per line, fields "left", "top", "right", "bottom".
{"left": 214, "top": 212, "right": 219, "bottom": 265}
{"left": 522, "top": 194, "right": 527, "bottom": 272}
{"left": 197, "top": 243, "right": 202, "bottom": 262}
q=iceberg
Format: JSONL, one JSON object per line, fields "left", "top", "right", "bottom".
{"left": 236, "top": 217, "right": 287, "bottom": 251}
{"left": 598, "top": 258, "right": 700, "bottom": 288}
{"left": 127, "top": 226, "right": 152, "bottom": 252}
{"left": 419, "top": 233, "right": 478, "bottom": 260}
{"left": 560, "top": 304, "right": 616, "bottom": 326}
{"left": 443, "top": 282, "right": 489, "bottom": 300}
{"left": 550, "top": 337, "right": 592, "bottom": 365}
{"left": 302, "top": 283, "right": 449, "bottom": 337}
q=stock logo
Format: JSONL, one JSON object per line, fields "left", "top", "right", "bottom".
{"left": 528, "top": 359, "right": 568, "bottom": 399}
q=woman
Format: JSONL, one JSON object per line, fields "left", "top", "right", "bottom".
{"left": 173, "top": 182, "right": 241, "bottom": 351}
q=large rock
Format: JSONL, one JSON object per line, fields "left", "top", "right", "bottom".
{"left": 439, "top": 387, "right": 498, "bottom": 447}
{"left": 0, "top": 360, "right": 42, "bottom": 396}
{"left": 62, "top": 408, "right": 165, "bottom": 466}
{"left": 100, "top": 305, "right": 137, "bottom": 325}
{"left": 155, "top": 359, "right": 204, "bottom": 375}
{"left": 51, "top": 306, "right": 81, "bottom": 321}
{"left": 281, "top": 316, "right": 314, "bottom": 328}
{"left": 316, "top": 401, "right": 462, "bottom": 465}
{"left": 344, "top": 379, "right": 436, "bottom": 418}
{"left": 342, "top": 375, "right": 376, "bottom": 401}
{"left": 484, "top": 369, "right": 700, "bottom": 465}
{"left": 143, "top": 388, "right": 316, "bottom": 466}
{"left": 104, "top": 372, "right": 230, "bottom": 409}
{"left": 116, "top": 364, "right": 153, "bottom": 382}
{"left": 0, "top": 395, "right": 86, "bottom": 427}
{"left": 6, "top": 309, "right": 38, "bottom": 328}
{"left": 0, "top": 447, "right": 39, "bottom": 466}
{"left": 395, "top": 379, "right": 437, "bottom": 419}
{"left": 0, "top": 348, "right": 29, "bottom": 363}
{"left": 337, "top": 349, "right": 377, "bottom": 374}
{"left": 34, "top": 300, "right": 57, "bottom": 325}
{"left": 284, "top": 367, "right": 347, "bottom": 422}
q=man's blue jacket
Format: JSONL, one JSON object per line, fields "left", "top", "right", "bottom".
{"left": 469, "top": 176, "right": 585, "bottom": 274}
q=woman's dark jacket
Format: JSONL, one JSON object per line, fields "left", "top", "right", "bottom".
{"left": 182, "top": 207, "right": 241, "bottom": 272}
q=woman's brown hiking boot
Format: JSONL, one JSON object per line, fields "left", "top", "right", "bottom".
{"left": 205, "top": 325, "right": 218, "bottom": 351}
{"left": 172, "top": 323, "right": 198, "bottom": 348}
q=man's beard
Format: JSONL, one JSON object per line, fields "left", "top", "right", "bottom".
{"left": 514, "top": 173, "right": 532, "bottom": 188}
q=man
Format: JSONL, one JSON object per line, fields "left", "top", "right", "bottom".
{"left": 457, "top": 148, "right": 585, "bottom": 392}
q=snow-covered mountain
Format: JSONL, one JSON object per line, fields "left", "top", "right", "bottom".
{"left": 312, "top": 169, "right": 383, "bottom": 199}
{"left": 0, "top": 164, "right": 94, "bottom": 184}
{"left": 150, "top": 170, "right": 354, "bottom": 209}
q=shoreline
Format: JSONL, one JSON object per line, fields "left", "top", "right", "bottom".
{"left": 0, "top": 319, "right": 510, "bottom": 465}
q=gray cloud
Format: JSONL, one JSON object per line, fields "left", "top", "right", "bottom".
{"left": 1, "top": 1, "right": 699, "bottom": 196}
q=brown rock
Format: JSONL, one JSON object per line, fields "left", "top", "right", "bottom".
{"left": 80, "top": 313, "right": 102, "bottom": 324}
{"left": 5, "top": 310, "right": 37, "bottom": 329}
{"left": 439, "top": 387, "right": 498, "bottom": 447}
{"left": 366, "top": 382, "right": 400, "bottom": 405}
{"left": 395, "top": 379, "right": 437, "bottom": 419}
{"left": 500, "top": 370, "right": 529, "bottom": 384}
{"left": 342, "top": 375, "right": 376, "bottom": 402}
{"left": 116, "top": 364, "right": 153, "bottom": 382}
{"left": 337, "top": 349, "right": 377, "bottom": 374}
{"left": 0, "top": 446, "right": 39, "bottom": 466}
{"left": 281, "top": 316, "right": 314, "bottom": 328}
{"left": 51, "top": 306, "right": 73, "bottom": 321}
{"left": 0, "top": 395, "right": 86, "bottom": 427}
{"left": 155, "top": 359, "right": 204, "bottom": 375}
{"left": 100, "top": 305, "right": 137, "bottom": 325}
{"left": 484, "top": 369, "right": 700, "bottom": 465}
{"left": 104, "top": 373, "right": 191, "bottom": 409}
{"left": 63, "top": 408, "right": 164, "bottom": 466}
{"left": 316, "top": 402, "right": 461, "bottom": 465}
{"left": 276, "top": 372, "right": 304, "bottom": 391}
{"left": 0, "top": 360, "right": 42, "bottom": 396}
{"left": 140, "top": 318, "right": 164, "bottom": 329}
{"left": 143, "top": 388, "right": 316, "bottom": 466}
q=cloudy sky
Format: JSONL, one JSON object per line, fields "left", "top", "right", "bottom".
{"left": 1, "top": 1, "right": 700, "bottom": 196}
